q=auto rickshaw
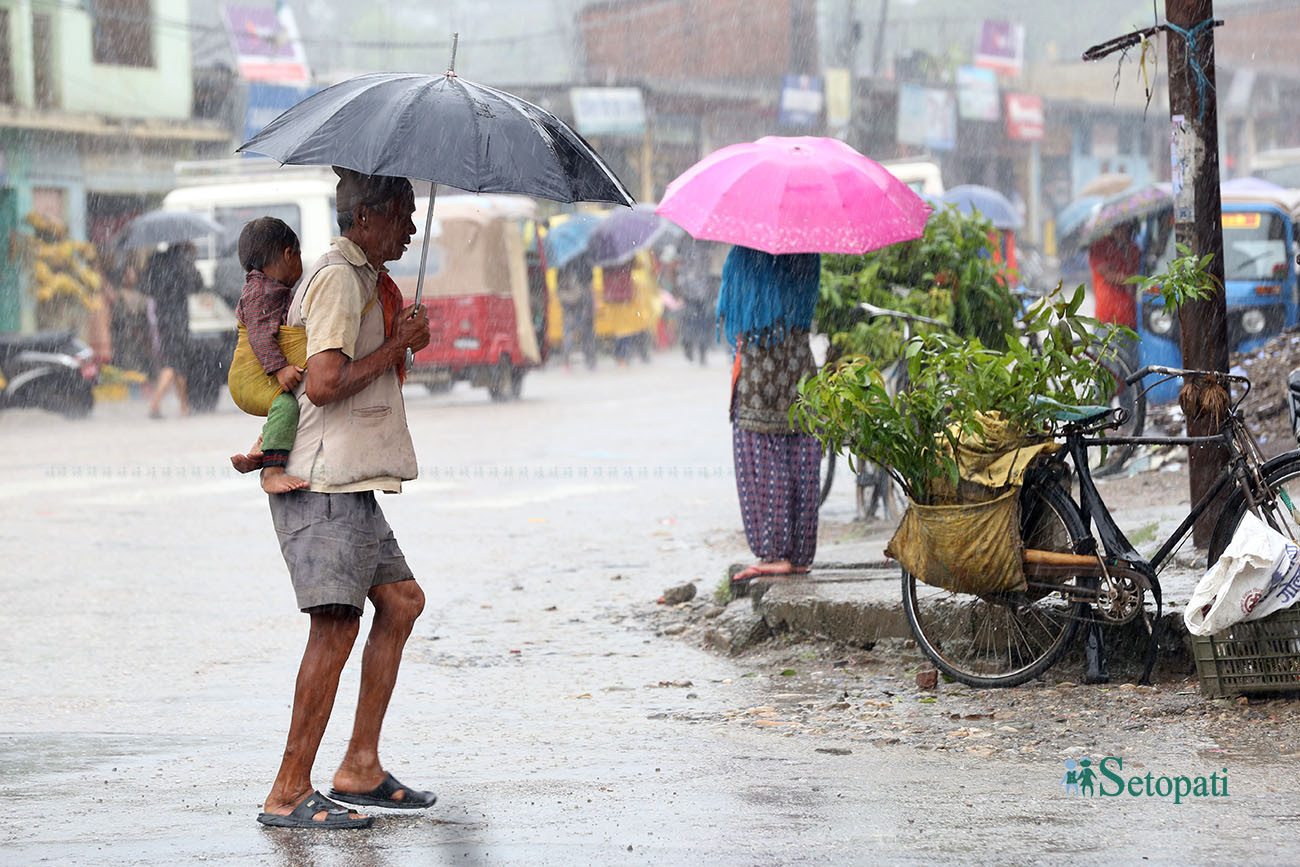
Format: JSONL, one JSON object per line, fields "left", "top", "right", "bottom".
{"left": 1136, "top": 185, "right": 1300, "bottom": 403}
{"left": 542, "top": 212, "right": 663, "bottom": 358}
{"left": 388, "top": 194, "right": 546, "bottom": 401}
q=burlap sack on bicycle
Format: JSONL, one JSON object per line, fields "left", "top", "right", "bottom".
{"left": 885, "top": 488, "right": 1026, "bottom": 594}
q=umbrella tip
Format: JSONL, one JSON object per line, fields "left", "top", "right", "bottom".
{"left": 447, "top": 32, "right": 459, "bottom": 76}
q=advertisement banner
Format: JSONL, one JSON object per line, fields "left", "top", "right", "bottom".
{"left": 1005, "top": 92, "right": 1045, "bottom": 141}
{"left": 975, "top": 20, "right": 1025, "bottom": 77}
{"left": 957, "top": 66, "right": 1000, "bottom": 121}
{"left": 898, "top": 85, "right": 956, "bottom": 151}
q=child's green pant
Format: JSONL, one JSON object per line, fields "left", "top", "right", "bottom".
{"left": 260, "top": 392, "right": 300, "bottom": 469}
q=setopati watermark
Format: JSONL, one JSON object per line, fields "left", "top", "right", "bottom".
{"left": 1061, "top": 757, "right": 1228, "bottom": 804}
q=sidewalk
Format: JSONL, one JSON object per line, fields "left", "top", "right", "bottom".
{"left": 737, "top": 466, "right": 1207, "bottom": 681}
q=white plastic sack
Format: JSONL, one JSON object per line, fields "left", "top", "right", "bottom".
{"left": 1185, "top": 511, "right": 1300, "bottom": 636}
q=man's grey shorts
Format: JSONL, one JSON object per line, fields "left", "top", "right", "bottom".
{"left": 269, "top": 490, "right": 414, "bottom": 614}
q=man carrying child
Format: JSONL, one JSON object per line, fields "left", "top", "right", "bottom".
{"left": 238, "top": 168, "right": 435, "bottom": 829}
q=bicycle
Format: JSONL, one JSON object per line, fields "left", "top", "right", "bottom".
{"left": 902, "top": 364, "right": 1300, "bottom": 688}
{"left": 819, "top": 300, "right": 1146, "bottom": 517}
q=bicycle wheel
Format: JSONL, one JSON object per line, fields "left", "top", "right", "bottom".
{"left": 902, "top": 478, "right": 1092, "bottom": 688}
{"left": 1091, "top": 352, "right": 1146, "bottom": 477}
{"left": 1207, "top": 453, "right": 1300, "bottom": 565}
{"left": 856, "top": 461, "right": 905, "bottom": 522}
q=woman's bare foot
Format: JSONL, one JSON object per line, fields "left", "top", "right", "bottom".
{"left": 262, "top": 466, "right": 309, "bottom": 494}
{"left": 732, "top": 559, "right": 797, "bottom": 582}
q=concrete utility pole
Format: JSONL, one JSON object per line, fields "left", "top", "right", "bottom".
{"left": 1166, "top": 0, "right": 1229, "bottom": 546}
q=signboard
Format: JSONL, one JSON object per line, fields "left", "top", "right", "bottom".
{"left": 1004, "top": 92, "right": 1044, "bottom": 141}
{"left": 824, "top": 67, "right": 852, "bottom": 128}
{"left": 957, "top": 66, "right": 999, "bottom": 121}
{"left": 244, "top": 82, "right": 319, "bottom": 150}
{"left": 898, "top": 84, "right": 955, "bottom": 151}
{"left": 224, "top": 5, "right": 311, "bottom": 85}
{"left": 779, "top": 75, "right": 824, "bottom": 127}
{"left": 569, "top": 87, "right": 646, "bottom": 137}
{"left": 975, "top": 20, "right": 1025, "bottom": 77}
{"left": 1222, "top": 212, "right": 1261, "bottom": 230}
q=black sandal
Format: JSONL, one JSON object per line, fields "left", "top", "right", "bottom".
{"left": 257, "top": 791, "right": 374, "bottom": 829}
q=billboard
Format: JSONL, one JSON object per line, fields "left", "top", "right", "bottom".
{"left": 224, "top": 4, "right": 311, "bottom": 86}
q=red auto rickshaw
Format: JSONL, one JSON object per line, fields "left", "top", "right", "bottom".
{"left": 389, "top": 195, "right": 548, "bottom": 400}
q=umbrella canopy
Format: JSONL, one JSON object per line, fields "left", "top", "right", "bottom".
{"left": 1085, "top": 184, "right": 1172, "bottom": 243}
{"left": 938, "top": 184, "right": 1023, "bottom": 230}
{"left": 543, "top": 214, "right": 600, "bottom": 269}
{"left": 1055, "top": 196, "right": 1104, "bottom": 240}
{"left": 116, "top": 210, "right": 223, "bottom": 249}
{"left": 238, "top": 72, "right": 633, "bottom": 207}
{"left": 587, "top": 205, "right": 672, "bottom": 267}
{"left": 1079, "top": 172, "right": 1133, "bottom": 197}
{"left": 655, "top": 136, "right": 929, "bottom": 255}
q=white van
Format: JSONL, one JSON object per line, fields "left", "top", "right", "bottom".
{"left": 160, "top": 159, "right": 338, "bottom": 410}
{"left": 164, "top": 159, "right": 338, "bottom": 290}
{"left": 881, "top": 159, "right": 944, "bottom": 196}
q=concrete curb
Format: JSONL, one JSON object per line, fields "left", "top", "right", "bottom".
{"left": 745, "top": 569, "right": 1200, "bottom": 683}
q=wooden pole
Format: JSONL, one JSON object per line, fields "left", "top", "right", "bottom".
{"left": 1166, "top": 0, "right": 1228, "bottom": 546}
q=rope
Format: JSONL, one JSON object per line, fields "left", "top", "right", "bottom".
{"left": 1164, "top": 18, "right": 1218, "bottom": 124}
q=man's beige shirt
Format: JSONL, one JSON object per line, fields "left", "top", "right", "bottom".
{"left": 298, "top": 236, "right": 402, "bottom": 494}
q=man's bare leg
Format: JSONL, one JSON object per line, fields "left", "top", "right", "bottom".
{"left": 332, "top": 580, "right": 425, "bottom": 794}
{"left": 263, "top": 610, "right": 368, "bottom": 821}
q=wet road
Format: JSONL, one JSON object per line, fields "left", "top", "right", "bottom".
{"left": 1, "top": 354, "right": 1297, "bottom": 865}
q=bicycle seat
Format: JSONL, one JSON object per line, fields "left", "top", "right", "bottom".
{"left": 1032, "top": 395, "right": 1113, "bottom": 424}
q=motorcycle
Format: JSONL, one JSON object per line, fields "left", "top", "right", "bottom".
{"left": 0, "top": 329, "right": 98, "bottom": 418}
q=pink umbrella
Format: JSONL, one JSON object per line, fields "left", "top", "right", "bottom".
{"left": 655, "top": 136, "right": 930, "bottom": 255}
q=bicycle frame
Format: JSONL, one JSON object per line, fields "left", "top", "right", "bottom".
{"left": 1021, "top": 365, "right": 1283, "bottom": 682}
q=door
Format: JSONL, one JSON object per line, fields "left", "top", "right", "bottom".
{"left": 0, "top": 188, "right": 18, "bottom": 331}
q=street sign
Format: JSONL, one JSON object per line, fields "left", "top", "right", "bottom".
{"left": 779, "top": 75, "right": 824, "bottom": 127}
{"left": 569, "top": 87, "right": 646, "bottom": 137}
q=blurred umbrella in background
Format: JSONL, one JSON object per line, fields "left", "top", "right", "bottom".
{"left": 1084, "top": 184, "right": 1172, "bottom": 243}
{"left": 938, "top": 184, "right": 1023, "bottom": 230}
{"left": 543, "top": 213, "right": 600, "bottom": 269}
{"left": 587, "top": 205, "right": 672, "bottom": 267}
{"left": 115, "top": 210, "right": 224, "bottom": 249}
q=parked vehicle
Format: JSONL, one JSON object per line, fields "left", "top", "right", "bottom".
{"left": 0, "top": 328, "right": 97, "bottom": 417}
{"left": 161, "top": 159, "right": 338, "bottom": 411}
{"left": 1137, "top": 187, "right": 1300, "bottom": 404}
{"left": 389, "top": 195, "right": 547, "bottom": 401}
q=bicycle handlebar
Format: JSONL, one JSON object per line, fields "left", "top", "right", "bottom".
{"left": 857, "top": 302, "right": 948, "bottom": 328}
{"left": 1124, "top": 364, "right": 1249, "bottom": 388}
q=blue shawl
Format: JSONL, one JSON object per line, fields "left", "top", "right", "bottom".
{"left": 716, "top": 246, "right": 820, "bottom": 346}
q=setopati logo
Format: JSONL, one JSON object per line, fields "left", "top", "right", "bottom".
{"left": 1061, "top": 757, "right": 1229, "bottom": 804}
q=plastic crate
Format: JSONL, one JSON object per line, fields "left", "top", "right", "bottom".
{"left": 1193, "top": 607, "right": 1300, "bottom": 698}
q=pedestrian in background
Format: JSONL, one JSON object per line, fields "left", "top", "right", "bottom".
{"left": 719, "top": 246, "right": 822, "bottom": 586}
{"left": 674, "top": 238, "right": 718, "bottom": 365}
{"left": 556, "top": 253, "right": 596, "bottom": 369}
{"left": 141, "top": 242, "right": 202, "bottom": 418}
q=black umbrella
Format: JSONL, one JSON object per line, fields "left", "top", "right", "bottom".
{"left": 116, "top": 210, "right": 224, "bottom": 249}
{"left": 238, "top": 40, "right": 634, "bottom": 314}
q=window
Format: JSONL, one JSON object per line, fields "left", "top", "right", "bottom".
{"left": 32, "top": 13, "right": 55, "bottom": 108}
{"left": 92, "top": 0, "right": 154, "bottom": 68}
{"left": 0, "top": 10, "right": 12, "bottom": 105}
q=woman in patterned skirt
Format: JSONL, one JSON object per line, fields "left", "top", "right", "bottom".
{"left": 719, "top": 246, "right": 822, "bottom": 585}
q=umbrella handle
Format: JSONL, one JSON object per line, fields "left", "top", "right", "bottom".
{"left": 408, "top": 184, "right": 439, "bottom": 372}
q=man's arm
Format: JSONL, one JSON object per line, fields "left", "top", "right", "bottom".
{"left": 304, "top": 303, "right": 430, "bottom": 406}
